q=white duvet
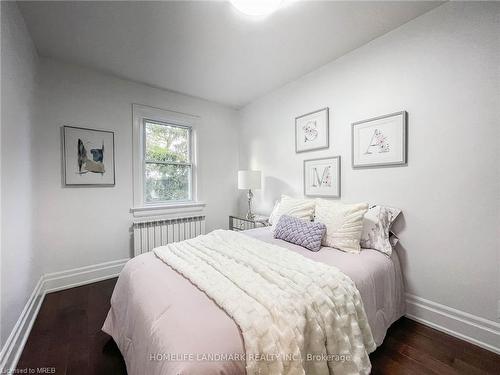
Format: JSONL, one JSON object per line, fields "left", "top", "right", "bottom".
{"left": 153, "top": 229, "right": 376, "bottom": 375}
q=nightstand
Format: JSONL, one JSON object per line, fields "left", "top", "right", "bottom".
{"left": 229, "top": 215, "right": 270, "bottom": 231}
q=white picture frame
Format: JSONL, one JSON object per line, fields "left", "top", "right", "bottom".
{"left": 304, "top": 156, "right": 340, "bottom": 198}
{"left": 62, "top": 126, "right": 115, "bottom": 186}
{"left": 352, "top": 111, "right": 407, "bottom": 168}
{"left": 295, "top": 107, "right": 329, "bottom": 153}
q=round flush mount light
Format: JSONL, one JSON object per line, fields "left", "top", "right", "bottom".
{"left": 230, "top": 0, "right": 284, "bottom": 17}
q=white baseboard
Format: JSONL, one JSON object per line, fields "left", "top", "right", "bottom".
{"left": 0, "top": 276, "right": 44, "bottom": 373}
{"left": 0, "top": 258, "right": 129, "bottom": 372}
{"left": 406, "top": 293, "right": 500, "bottom": 354}
{"left": 43, "top": 258, "right": 129, "bottom": 293}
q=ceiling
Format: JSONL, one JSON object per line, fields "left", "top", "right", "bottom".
{"left": 18, "top": 1, "right": 443, "bottom": 108}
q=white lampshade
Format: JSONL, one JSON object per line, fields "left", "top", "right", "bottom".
{"left": 238, "top": 170, "right": 261, "bottom": 190}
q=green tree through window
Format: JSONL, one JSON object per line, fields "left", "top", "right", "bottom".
{"left": 144, "top": 120, "right": 192, "bottom": 202}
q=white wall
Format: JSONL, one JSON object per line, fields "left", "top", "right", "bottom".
{"left": 0, "top": 2, "right": 40, "bottom": 345}
{"left": 239, "top": 1, "right": 500, "bottom": 324}
{"left": 34, "top": 58, "right": 239, "bottom": 274}
{"left": 1, "top": 0, "right": 498, "bottom": 356}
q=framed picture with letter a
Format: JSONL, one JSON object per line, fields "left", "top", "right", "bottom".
{"left": 304, "top": 156, "right": 340, "bottom": 198}
{"left": 352, "top": 111, "right": 407, "bottom": 168}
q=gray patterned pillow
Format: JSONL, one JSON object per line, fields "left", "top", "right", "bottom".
{"left": 273, "top": 215, "right": 326, "bottom": 252}
{"left": 360, "top": 205, "right": 402, "bottom": 255}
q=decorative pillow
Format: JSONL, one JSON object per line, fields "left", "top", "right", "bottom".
{"left": 268, "top": 200, "right": 281, "bottom": 225}
{"left": 268, "top": 195, "right": 315, "bottom": 225}
{"left": 274, "top": 215, "right": 326, "bottom": 252}
{"left": 314, "top": 199, "right": 368, "bottom": 253}
{"left": 360, "top": 205, "right": 402, "bottom": 256}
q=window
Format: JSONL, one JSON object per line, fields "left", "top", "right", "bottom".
{"left": 132, "top": 104, "right": 204, "bottom": 216}
{"left": 144, "top": 120, "right": 192, "bottom": 203}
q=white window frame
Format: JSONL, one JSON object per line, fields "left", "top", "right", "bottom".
{"left": 131, "top": 104, "right": 205, "bottom": 218}
{"left": 143, "top": 119, "right": 193, "bottom": 202}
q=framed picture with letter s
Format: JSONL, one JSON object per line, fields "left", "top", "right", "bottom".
{"left": 295, "top": 107, "right": 329, "bottom": 153}
{"left": 304, "top": 156, "right": 340, "bottom": 198}
{"left": 352, "top": 111, "right": 407, "bottom": 168}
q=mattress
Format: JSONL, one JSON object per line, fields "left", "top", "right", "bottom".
{"left": 102, "top": 227, "right": 405, "bottom": 375}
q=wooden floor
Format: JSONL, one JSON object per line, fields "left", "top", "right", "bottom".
{"left": 17, "top": 278, "right": 499, "bottom": 374}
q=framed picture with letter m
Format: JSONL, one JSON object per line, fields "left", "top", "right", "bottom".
{"left": 304, "top": 156, "right": 340, "bottom": 198}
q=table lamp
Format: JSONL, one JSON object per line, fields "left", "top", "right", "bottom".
{"left": 238, "top": 170, "right": 261, "bottom": 219}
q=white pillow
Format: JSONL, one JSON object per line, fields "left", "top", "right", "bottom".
{"left": 268, "top": 200, "right": 280, "bottom": 225}
{"left": 314, "top": 199, "right": 368, "bottom": 253}
{"left": 360, "top": 205, "right": 401, "bottom": 256}
{"left": 268, "top": 195, "right": 315, "bottom": 225}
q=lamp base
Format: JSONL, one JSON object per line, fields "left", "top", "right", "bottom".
{"left": 246, "top": 189, "right": 254, "bottom": 220}
{"left": 245, "top": 212, "right": 255, "bottom": 220}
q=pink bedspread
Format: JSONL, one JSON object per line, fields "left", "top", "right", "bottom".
{"left": 102, "top": 227, "right": 405, "bottom": 375}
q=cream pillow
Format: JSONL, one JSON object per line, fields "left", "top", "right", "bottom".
{"left": 269, "top": 195, "right": 315, "bottom": 225}
{"left": 314, "top": 199, "right": 368, "bottom": 253}
{"left": 268, "top": 200, "right": 281, "bottom": 225}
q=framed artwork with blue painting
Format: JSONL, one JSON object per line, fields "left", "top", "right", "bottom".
{"left": 352, "top": 111, "right": 407, "bottom": 168}
{"left": 62, "top": 126, "right": 115, "bottom": 186}
{"left": 304, "top": 156, "right": 340, "bottom": 198}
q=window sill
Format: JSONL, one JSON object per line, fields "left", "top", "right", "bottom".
{"left": 131, "top": 201, "right": 206, "bottom": 218}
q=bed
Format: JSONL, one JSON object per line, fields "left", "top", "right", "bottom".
{"left": 102, "top": 226, "right": 405, "bottom": 375}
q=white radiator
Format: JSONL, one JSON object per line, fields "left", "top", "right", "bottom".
{"left": 133, "top": 215, "right": 206, "bottom": 256}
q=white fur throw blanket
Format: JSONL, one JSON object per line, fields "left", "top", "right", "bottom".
{"left": 154, "top": 230, "right": 376, "bottom": 375}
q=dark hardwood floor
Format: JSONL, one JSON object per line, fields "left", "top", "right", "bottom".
{"left": 17, "top": 278, "right": 499, "bottom": 374}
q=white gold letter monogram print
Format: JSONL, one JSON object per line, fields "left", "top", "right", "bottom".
{"left": 312, "top": 166, "right": 332, "bottom": 187}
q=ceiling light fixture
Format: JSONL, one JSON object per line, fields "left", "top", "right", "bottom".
{"left": 229, "top": 0, "right": 284, "bottom": 17}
